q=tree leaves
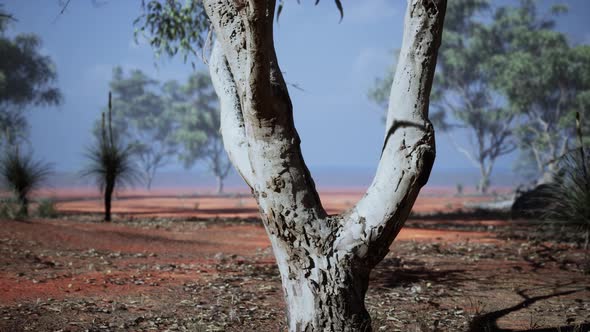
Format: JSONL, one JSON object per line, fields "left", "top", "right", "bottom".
{"left": 0, "top": 6, "right": 62, "bottom": 148}
{"left": 134, "top": 0, "right": 209, "bottom": 65}
{"left": 137, "top": 1, "right": 346, "bottom": 63}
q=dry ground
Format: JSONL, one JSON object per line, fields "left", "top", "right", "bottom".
{"left": 0, "top": 189, "right": 588, "bottom": 331}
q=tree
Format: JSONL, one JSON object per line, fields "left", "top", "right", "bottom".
{"left": 489, "top": 0, "right": 590, "bottom": 183}
{"left": 370, "top": 0, "right": 515, "bottom": 194}
{"left": 0, "top": 5, "right": 62, "bottom": 144}
{"left": 105, "top": 67, "right": 177, "bottom": 190}
{"left": 83, "top": 93, "right": 139, "bottom": 222}
{"left": 138, "top": 0, "right": 446, "bottom": 329}
{"left": 168, "top": 72, "right": 231, "bottom": 194}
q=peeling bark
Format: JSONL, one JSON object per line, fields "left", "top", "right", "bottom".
{"left": 204, "top": 0, "right": 446, "bottom": 330}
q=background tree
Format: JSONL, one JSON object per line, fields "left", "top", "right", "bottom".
{"left": 138, "top": 0, "right": 446, "bottom": 330}
{"left": 104, "top": 67, "right": 177, "bottom": 190}
{"left": 83, "top": 93, "right": 139, "bottom": 222}
{"left": 370, "top": 0, "right": 515, "bottom": 194}
{"left": 489, "top": 0, "right": 590, "bottom": 183}
{"left": 0, "top": 5, "right": 62, "bottom": 145}
{"left": 168, "top": 72, "right": 231, "bottom": 194}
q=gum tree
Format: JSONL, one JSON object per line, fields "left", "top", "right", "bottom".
{"left": 488, "top": 1, "right": 590, "bottom": 182}
{"left": 105, "top": 67, "right": 177, "bottom": 190}
{"left": 138, "top": 0, "right": 446, "bottom": 329}
{"left": 0, "top": 5, "right": 62, "bottom": 146}
{"left": 370, "top": 0, "right": 515, "bottom": 194}
{"left": 167, "top": 72, "right": 232, "bottom": 194}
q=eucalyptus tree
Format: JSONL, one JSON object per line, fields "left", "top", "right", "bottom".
{"left": 370, "top": 0, "right": 515, "bottom": 194}
{"left": 488, "top": 1, "right": 590, "bottom": 182}
{"left": 137, "top": 0, "right": 447, "bottom": 330}
{"left": 104, "top": 67, "right": 177, "bottom": 190}
{"left": 0, "top": 5, "right": 62, "bottom": 145}
{"left": 169, "top": 73, "right": 231, "bottom": 194}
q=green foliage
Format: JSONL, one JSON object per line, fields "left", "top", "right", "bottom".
{"left": 0, "top": 197, "right": 20, "bottom": 219}
{"left": 0, "top": 146, "right": 53, "bottom": 217}
{"left": 487, "top": 1, "right": 590, "bottom": 178}
{"left": 369, "top": 0, "right": 514, "bottom": 193}
{"left": 0, "top": 202, "right": 22, "bottom": 220}
{"left": 83, "top": 93, "right": 139, "bottom": 221}
{"left": 542, "top": 150, "right": 590, "bottom": 222}
{"left": 102, "top": 67, "right": 177, "bottom": 189}
{"left": 37, "top": 199, "right": 58, "bottom": 218}
{"left": 134, "top": 0, "right": 209, "bottom": 64}
{"left": 167, "top": 72, "right": 232, "bottom": 193}
{"left": 371, "top": 0, "right": 590, "bottom": 186}
{"left": 135, "top": 0, "right": 345, "bottom": 65}
{"left": 170, "top": 72, "right": 218, "bottom": 167}
{"left": 83, "top": 134, "right": 138, "bottom": 193}
{"left": 0, "top": 5, "right": 62, "bottom": 145}
{"left": 531, "top": 149, "right": 590, "bottom": 248}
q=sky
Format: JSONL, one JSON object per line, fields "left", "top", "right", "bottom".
{"left": 3, "top": 0, "right": 590, "bottom": 188}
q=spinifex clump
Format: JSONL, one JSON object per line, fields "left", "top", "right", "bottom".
{"left": 82, "top": 92, "right": 139, "bottom": 222}
{"left": 539, "top": 113, "right": 590, "bottom": 249}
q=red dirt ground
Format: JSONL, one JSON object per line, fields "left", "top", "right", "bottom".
{"left": 1, "top": 188, "right": 588, "bottom": 331}
{"left": 53, "top": 187, "right": 497, "bottom": 218}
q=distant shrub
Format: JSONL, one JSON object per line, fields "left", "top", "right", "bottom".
{"left": 0, "top": 147, "right": 53, "bottom": 217}
{"left": 37, "top": 199, "right": 59, "bottom": 218}
{"left": 0, "top": 197, "right": 21, "bottom": 219}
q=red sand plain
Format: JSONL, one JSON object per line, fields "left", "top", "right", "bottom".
{"left": 51, "top": 186, "right": 500, "bottom": 218}
{"left": 1, "top": 187, "right": 587, "bottom": 331}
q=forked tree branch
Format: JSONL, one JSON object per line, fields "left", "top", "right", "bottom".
{"left": 207, "top": 0, "right": 444, "bottom": 264}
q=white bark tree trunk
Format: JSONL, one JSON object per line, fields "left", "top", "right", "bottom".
{"left": 205, "top": 0, "right": 446, "bottom": 330}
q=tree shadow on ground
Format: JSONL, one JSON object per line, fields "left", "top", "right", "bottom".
{"left": 409, "top": 209, "right": 512, "bottom": 221}
{"left": 468, "top": 287, "right": 588, "bottom": 332}
{"left": 371, "top": 257, "right": 468, "bottom": 289}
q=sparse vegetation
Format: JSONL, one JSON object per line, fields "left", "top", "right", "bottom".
{"left": 36, "top": 198, "right": 58, "bottom": 218}
{"left": 0, "top": 146, "right": 53, "bottom": 217}
{"left": 0, "top": 197, "right": 20, "bottom": 219}
{"left": 82, "top": 92, "right": 139, "bottom": 222}
{"left": 516, "top": 113, "right": 590, "bottom": 250}
{"left": 538, "top": 149, "right": 590, "bottom": 248}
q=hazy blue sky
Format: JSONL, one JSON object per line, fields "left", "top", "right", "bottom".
{"left": 3, "top": 0, "right": 590, "bottom": 187}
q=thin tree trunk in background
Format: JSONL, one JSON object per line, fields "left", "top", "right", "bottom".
{"left": 205, "top": 0, "right": 446, "bottom": 330}
{"left": 104, "top": 182, "right": 114, "bottom": 222}
{"left": 18, "top": 194, "right": 28, "bottom": 216}
{"left": 216, "top": 175, "right": 224, "bottom": 194}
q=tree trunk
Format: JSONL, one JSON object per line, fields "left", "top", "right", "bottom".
{"left": 146, "top": 175, "right": 153, "bottom": 191}
{"left": 18, "top": 194, "right": 28, "bottom": 217}
{"left": 478, "top": 166, "right": 490, "bottom": 194}
{"left": 104, "top": 182, "right": 114, "bottom": 222}
{"left": 205, "top": 0, "right": 446, "bottom": 330}
{"left": 271, "top": 240, "right": 373, "bottom": 331}
{"left": 215, "top": 175, "right": 224, "bottom": 194}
